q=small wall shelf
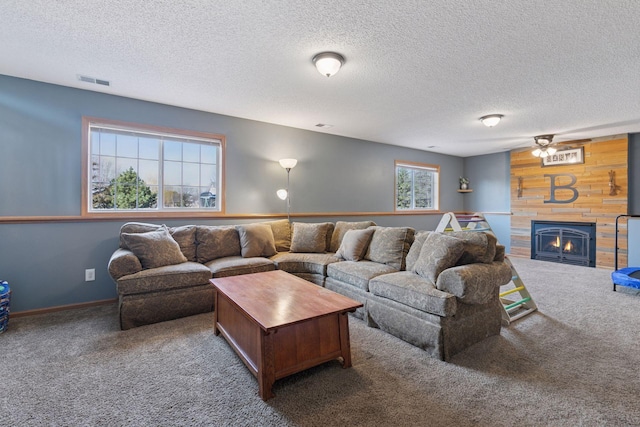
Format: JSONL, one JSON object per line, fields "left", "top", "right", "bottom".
{"left": 457, "top": 189, "right": 473, "bottom": 193}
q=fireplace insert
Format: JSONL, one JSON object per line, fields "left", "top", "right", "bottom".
{"left": 531, "top": 221, "right": 596, "bottom": 267}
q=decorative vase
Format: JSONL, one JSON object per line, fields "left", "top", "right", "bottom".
{"left": 460, "top": 183, "right": 468, "bottom": 190}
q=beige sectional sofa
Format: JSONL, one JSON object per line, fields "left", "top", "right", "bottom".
{"left": 108, "top": 219, "right": 512, "bottom": 361}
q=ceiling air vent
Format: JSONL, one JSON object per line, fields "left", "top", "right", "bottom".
{"left": 77, "top": 74, "right": 111, "bottom": 86}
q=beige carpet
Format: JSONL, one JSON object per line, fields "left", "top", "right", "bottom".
{"left": 2, "top": 257, "right": 639, "bottom": 426}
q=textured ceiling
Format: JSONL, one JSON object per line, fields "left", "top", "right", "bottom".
{"left": 3, "top": 0, "right": 640, "bottom": 157}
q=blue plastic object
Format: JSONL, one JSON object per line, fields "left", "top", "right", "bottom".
{"left": 611, "top": 267, "right": 640, "bottom": 290}
{"left": 0, "top": 280, "right": 10, "bottom": 333}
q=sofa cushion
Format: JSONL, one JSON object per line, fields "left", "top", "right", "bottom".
{"left": 196, "top": 225, "right": 241, "bottom": 263}
{"left": 117, "top": 261, "right": 212, "bottom": 295}
{"left": 290, "top": 222, "right": 332, "bottom": 253}
{"left": 365, "top": 226, "right": 415, "bottom": 270}
{"left": 414, "top": 233, "right": 465, "bottom": 283}
{"left": 330, "top": 220, "right": 376, "bottom": 252}
{"left": 262, "top": 219, "right": 292, "bottom": 252}
{"left": 369, "top": 271, "right": 457, "bottom": 317}
{"left": 445, "top": 231, "right": 497, "bottom": 264}
{"left": 291, "top": 273, "right": 325, "bottom": 287}
{"left": 327, "top": 260, "right": 397, "bottom": 291}
{"left": 236, "top": 223, "right": 277, "bottom": 258}
{"left": 205, "top": 256, "right": 276, "bottom": 278}
{"left": 121, "top": 225, "right": 188, "bottom": 269}
{"left": 335, "top": 228, "right": 375, "bottom": 261}
{"left": 270, "top": 252, "right": 340, "bottom": 275}
{"left": 405, "top": 230, "right": 432, "bottom": 272}
{"left": 169, "top": 225, "right": 197, "bottom": 262}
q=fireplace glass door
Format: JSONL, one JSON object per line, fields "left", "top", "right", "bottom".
{"left": 531, "top": 221, "right": 596, "bottom": 267}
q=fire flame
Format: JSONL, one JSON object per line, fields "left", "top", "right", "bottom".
{"left": 550, "top": 236, "right": 574, "bottom": 252}
{"left": 564, "top": 240, "right": 573, "bottom": 252}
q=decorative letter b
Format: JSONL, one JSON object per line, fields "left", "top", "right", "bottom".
{"left": 544, "top": 174, "right": 578, "bottom": 204}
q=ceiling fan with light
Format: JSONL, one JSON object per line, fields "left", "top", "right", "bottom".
{"left": 531, "top": 134, "right": 556, "bottom": 158}
{"left": 477, "top": 114, "right": 593, "bottom": 157}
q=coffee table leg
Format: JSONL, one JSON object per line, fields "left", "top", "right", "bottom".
{"left": 213, "top": 288, "right": 219, "bottom": 336}
{"left": 339, "top": 312, "right": 352, "bottom": 368}
{"left": 258, "top": 330, "right": 276, "bottom": 400}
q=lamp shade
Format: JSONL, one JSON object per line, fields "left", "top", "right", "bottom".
{"left": 276, "top": 189, "right": 288, "bottom": 200}
{"left": 279, "top": 158, "right": 298, "bottom": 169}
{"left": 312, "top": 52, "right": 344, "bottom": 77}
{"left": 531, "top": 148, "right": 545, "bottom": 158}
{"left": 479, "top": 114, "right": 503, "bottom": 127}
{"left": 532, "top": 146, "right": 557, "bottom": 158}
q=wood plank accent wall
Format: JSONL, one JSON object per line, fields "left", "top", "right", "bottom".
{"left": 510, "top": 135, "right": 628, "bottom": 269}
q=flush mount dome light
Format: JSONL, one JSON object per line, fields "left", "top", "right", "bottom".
{"left": 312, "top": 52, "right": 345, "bottom": 77}
{"left": 479, "top": 114, "right": 503, "bottom": 127}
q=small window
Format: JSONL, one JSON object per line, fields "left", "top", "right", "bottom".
{"left": 395, "top": 161, "right": 439, "bottom": 211}
{"left": 82, "top": 118, "right": 224, "bottom": 215}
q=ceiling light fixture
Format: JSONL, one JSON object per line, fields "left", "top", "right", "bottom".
{"left": 531, "top": 134, "right": 556, "bottom": 158}
{"left": 312, "top": 52, "right": 345, "bottom": 77}
{"left": 479, "top": 114, "right": 503, "bottom": 127}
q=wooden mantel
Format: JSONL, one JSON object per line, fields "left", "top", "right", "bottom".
{"left": 510, "top": 135, "right": 628, "bottom": 269}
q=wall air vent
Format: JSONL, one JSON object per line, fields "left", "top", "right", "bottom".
{"left": 77, "top": 74, "right": 111, "bottom": 86}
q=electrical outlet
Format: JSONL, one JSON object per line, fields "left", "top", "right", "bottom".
{"left": 85, "top": 268, "right": 95, "bottom": 282}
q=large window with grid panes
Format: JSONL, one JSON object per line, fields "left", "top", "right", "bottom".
{"left": 82, "top": 117, "right": 224, "bottom": 215}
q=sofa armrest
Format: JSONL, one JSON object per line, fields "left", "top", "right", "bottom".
{"left": 436, "top": 261, "right": 512, "bottom": 305}
{"left": 108, "top": 248, "right": 143, "bottom": 281}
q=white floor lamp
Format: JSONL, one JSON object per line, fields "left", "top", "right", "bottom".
{"left": 276, "top": 158, "right": 297, "bottom": 221}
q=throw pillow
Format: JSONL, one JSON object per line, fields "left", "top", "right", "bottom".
{"left": 365, "top": 226, "right": 415, "bottom": 270}
{"left": 119, "top": 222, "right": 162, "bottom": 249}
{"left": 330, "top": 220, "right": 376, "bottom": 253}
{"left": 335, "top": 228, "right": 375, "bottom": 261}
{"left": 196, "top": 225, "right": 241, "bottom": 263}
{"left": 290, "top": 222, "right": 331, "bottom": 253}
{"left": 169, "top": 225, "right": 197, "bottom": 262}
{"left": 236, "top": 223, "right": 277, "bottom": 258}
{"left": 121, "top": 225, "right": 188, "bottom": 269}
{"left": 413, "top": 233, "right": 465, "bottom": 283}
{"left": 262, "top": 219, "right": 291, "bottom": 252}
{"left": 405, "top": 230, "right": 432, "bottom": 272}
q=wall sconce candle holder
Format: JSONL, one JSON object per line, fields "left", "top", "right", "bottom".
{"left": 608, "top": 170, "right": 621, "bottom": 196}
{"left": 517, "top": 176, "right": 523, "bottom": 198}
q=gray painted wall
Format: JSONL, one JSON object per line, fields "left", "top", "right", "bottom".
{"left": 462, "top": 152, "right": 511, "bottom": 251}
{"left": 3, "top": 74, "right": 638, "bottom": 312}
{"left": 0, "top": 75, "right": 463, "bottom": 312}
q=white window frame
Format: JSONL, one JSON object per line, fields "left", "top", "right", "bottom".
{"left": 395, "top": 160, "right": 440, "bottom": 211}
{"left": 81, "top": 117, "right": 225, "bottom": 218}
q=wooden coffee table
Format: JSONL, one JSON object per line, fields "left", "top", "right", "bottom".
{"left": 210, "top": 270, "right": 362, "bottom": 400}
